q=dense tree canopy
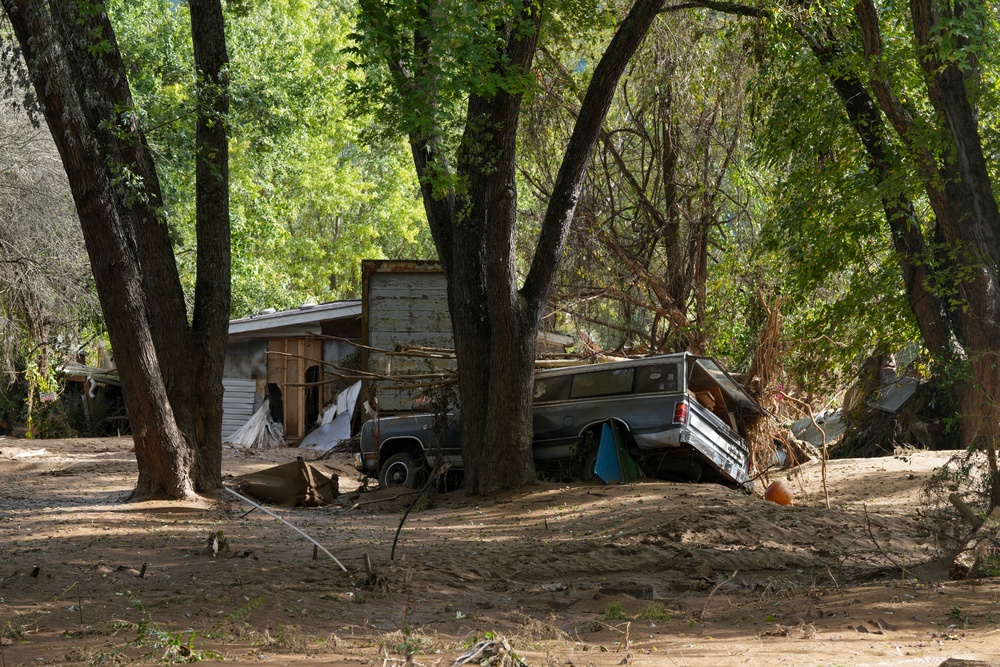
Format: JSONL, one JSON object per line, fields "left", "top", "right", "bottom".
{"left": 0, "top": 96, "right": 101, "bottom": 434}
{"left": 109, "top": 0, "right": 434, "bottom": 315}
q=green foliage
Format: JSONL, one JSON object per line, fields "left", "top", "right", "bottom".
{"left": 601, "top": 601, "right": 627, "bottom": 620}
{"left": 350, "top": 0, "right": 616, "bottom": 202}
{"left": 750, "top": 7, "right": 926, "bottom": 395}
{"left": 949, "top": 605, "right": 970, "bottom": 628}
{"left": 636, "top": 603, "right": 672, "bottom": 622}
{"left": 110, "top": 0, "right": 433, "bottom": 317}
{"left": 86, "top": 588, "right": 223, "bottom": 664}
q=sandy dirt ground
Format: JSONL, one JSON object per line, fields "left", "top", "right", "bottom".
{"left": 2, "top": 437, "right": 999, "bottom": 667}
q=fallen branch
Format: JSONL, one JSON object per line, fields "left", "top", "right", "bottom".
{"left": 616, "top": 621, "right": 631, "bottom": 652}
{"left": 348, "top": 491, "right": 421, "bottom": 510}
{"left": 862, "top": 502, "right": 902, "bottom": 571}
{"left": 223, "top": 487, "right": 347, "bottom": 572}
{"left": 949, "top": 492, "right": 985, "bottom": 529}
{"left": 391, "top": 467, "right": 447, "bottom": 561}
{"left": 951, "top": 505, "right": 1000, "bottom": 579}
{"left": 453, "top": 636, "right": 526, "bottom": 667}
{"left": 780, "top": 392, "right": 829, "bottom": 508}
{"left": 700, "top": 570, "right": 738, "bottom": 622}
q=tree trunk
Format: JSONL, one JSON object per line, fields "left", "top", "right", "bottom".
{"left": 188, "top": 0, "right": 231, "bottom": 492}
{"left": 3, "top": 0, "right": 230, "bottom": 499}
{"left": 909, "top": 0, "right": 1000, "bottom": 505}
{"left": 854, "top": 0, "right": 1000, "bottom": 506}
{"left": 398, "top": 0, "right": 663, "bottom": 494}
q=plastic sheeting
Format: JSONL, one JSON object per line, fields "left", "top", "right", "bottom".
{"left": 224, "top": 397, "right": 285, "bottom": 449}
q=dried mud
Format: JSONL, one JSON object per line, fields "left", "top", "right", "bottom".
{"left": 2, "top": 438, "right": 998, "bottom": 666}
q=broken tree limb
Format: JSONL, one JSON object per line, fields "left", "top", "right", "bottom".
{"left": 391, "top": 467, "right": 447, "bottom": 561}
{"left": 951, "top": 505, "right": 1000, "bottom": 579}
{"left": 949, "top": 492, "right": 985, "bottom": 529}
{"left": 348, "top": 491, "right": 421, "bottom": 510}
{"left": 780, "top": 392, "right": 829, "bottom": 509}
{"left": 222, "top": 487, "right": 347, "bottom": 572}
{"left": 363, "top": 552, "right": 374, "bottom": 585}
{"left": 699, "top": 570, "right": 739, "bottom": 622}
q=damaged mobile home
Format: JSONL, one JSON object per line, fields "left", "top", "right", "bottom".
{"left": 222, "top": 300, "right": 361, "bottom": 443}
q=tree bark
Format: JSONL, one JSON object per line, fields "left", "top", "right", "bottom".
{"left": 2, "top": 0, "right": 230, "bottom": 499}
{"left": 852, "top": 0, "right": 1000, "bottom": 507}
{"left": 908, "top": 0, "right": 1000, "bottom": 506}
{"left": 188, "top": 0, "right": 231, "bottom": 492}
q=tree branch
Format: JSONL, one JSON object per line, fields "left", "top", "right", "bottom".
{"left": 660, "top": 1, "right": 771, "bottom": 18}
{"left": 523, "top": 0, "right": 663, "bottom": 312}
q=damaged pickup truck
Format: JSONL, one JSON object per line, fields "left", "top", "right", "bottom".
{"left": 355, "top": 353, "right": 766, "bottom": 489}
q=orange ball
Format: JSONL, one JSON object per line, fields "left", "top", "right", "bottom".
{"left": 764, "top": 479, "right": 793, "bottom": 506}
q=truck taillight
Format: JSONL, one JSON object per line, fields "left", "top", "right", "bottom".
{"left": 673, "top": 401, "right": 688, "bottom": 425}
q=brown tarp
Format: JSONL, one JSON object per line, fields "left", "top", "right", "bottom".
{"left": 233, "top": 460, "right": 338, "bottom": 507}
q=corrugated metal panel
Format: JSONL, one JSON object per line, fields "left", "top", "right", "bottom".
{"left": 222, "top": 378, "right": 257, "bottom": 438}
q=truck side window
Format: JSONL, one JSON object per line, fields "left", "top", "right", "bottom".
{"left": 569, "top": 368, "right": 635, "bottom": 399}
{"left": 635, "top": 364, "right": 679, "bottom": 393}
{"left": 533, "top": 375, "right": 572, "bottom": 403}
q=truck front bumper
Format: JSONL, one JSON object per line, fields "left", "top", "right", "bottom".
{"left": 354, "top": 452, "right": 379, "bottom": 474}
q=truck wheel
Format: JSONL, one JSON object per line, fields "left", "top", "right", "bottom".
{"left": 379, "top": 453, "right": 425, "bottom": 489}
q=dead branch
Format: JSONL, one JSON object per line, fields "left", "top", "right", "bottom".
{"left": 699, "top": 570, "right": 739, "bottom": 622}
{"left": 780, "top": 392, "right": 829, "bottom": 509}
{"left": 949, "top": 492, "right": 985, "bottom": 529}
{"left": 347, "top": 491, "right": 422, "bottom": 510}
{"left": 862, "top": 502, "right": 903, "bottom": 571}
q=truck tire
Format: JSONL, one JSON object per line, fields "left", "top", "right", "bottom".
{"left": 378, "top": 453, "right": 425, "bottom": 489}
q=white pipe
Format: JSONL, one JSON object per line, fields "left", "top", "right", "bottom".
{"left": 222, "top": 486, "right": 348, "bottom": 572}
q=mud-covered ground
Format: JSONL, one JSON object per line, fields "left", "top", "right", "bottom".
{"left": 2, "top": 437, "right": 998, "bottom": 666}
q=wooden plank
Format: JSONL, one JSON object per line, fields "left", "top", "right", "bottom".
{"left": 368, "top": 295, "right": 449, "bottom": 310}
{"left": 267, "top": 339, "right": 289, "bottom": 434}
{"left": 368, "top": 357, "right": 457, "bottom": 373}
{"left": 368, "top": 317, "right": 448, "bottom": 331}
{"left": 305, "top": 338, "right": 326, "bottom": 410}
{"left": 286, "top": 339, "right": 301, "bottom": 438}
{"left": 364, "top": 267, "right": 454, "bottom": 413}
